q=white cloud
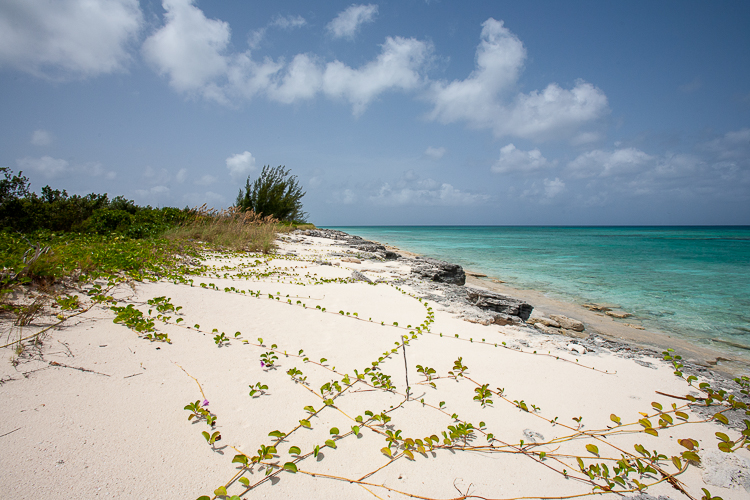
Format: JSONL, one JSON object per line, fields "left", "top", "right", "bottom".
{"left": 142, "top": 0, "right": 230, "bottom": 95}
{"left": 271, "top": 14, "right": 306, "bottom": 30}
{"left": 226, "top": 151, "right": 257, "bottom": 181}
{"left": 17, "top": 156, "right": 69, "bottom": 177}
{"left": 135, "top": 185, "right": 169, "bottom": 197}
{"left": 321, "top": 36, "right": 432, "bottom": 115}
{"left": 17, "top": 156, "right": 116, "bottom": 179}
{"left": 143, "top": 166, "right": 171, "bottom": 184}
{"left": 249, "top": 14, "right": 306, "bottom": 49}
{"left": 424, "top": 146, "right": 446, "bottom": 160}
{"left": 327, "top": 4, "right": 378, "bottom": 39}
{"left": 175, "top": 168, "right": 188, "bottom": 183}
{"left": 427, "top": 18, "right": 608, "bottom": 142}
{"left": 30, "top": 129, "right": 53, "bottom": 146}
{"left": 0, "top": 0, "right": 142, "bottom": 79}
{"left": 491, "top": 143, "right": 554, "bottom": 173}
{"left": 543, "top": 177, "right": 566, "bottom": 198}
{"left": 568, "top": 148, "right": 654, "bottom": 178}
{"left": 143, "top": 1, "right": 430, "bottom": 114}
{"left": 195, "top": 174, "right": 217, "bottom": 186}
{"left": 370, "top": 172, "right": 489, "bottom": 206}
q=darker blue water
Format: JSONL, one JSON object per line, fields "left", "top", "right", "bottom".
{"left": 327, "top": 226, "right": 750, "bottom": 356}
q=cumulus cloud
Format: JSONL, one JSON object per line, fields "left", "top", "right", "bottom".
{"left": 370, "top": 171, "right": 488, "bottom": 206}
{"left": 249, "top": 14, "right": 306, "bottom": 49}
{"left": 271, "top": 14, "right": 306, "bottom": 30}
{"left": 30, "top": 129, "right": 53, "bottom": 146}
{"left": 226, "top": 151, "right": 257, "bottom": 181}
{"left": 195, "top": 174, "right": 217, "bottom": 186}
{"left": 17, "top": 156, "right": 115, "bottom": 179}
{"left": 17, "top": 156, "right": 69, "bottom": 177}
{"left": 143, "top": 166, "right": 171, "bottom": 184}
{"left": 175, "top": 168, "right": 188, "bottom": 183}
{"left": 567, "top": 148, "right": 654, "bottom": 178}
{"left": 543, "top": 177, "right": 566, "bottom": 198}
{"left": 143, "top": 1, "right": 429, "bottom": 114}
{"left": 424, "top": 146, "right": 446, "bottom": 160}
{"left": 142, "top": 0, "right": 230, "bottom": 95}
{"left": 427, "top": 18, "right": 608, "bottom": 142}
{"left": 327, "top": 4, "right": 378, "bottom": 39}
{"left": 320, "top": 37, "right": 432, "bottom": 115}
{"left": 491, "top": 144, "right": 554, "bottom": 173}
{"left": 0, "top": 0, "right": 142, "bottom": 79}
{"left": 135, "top": 185, "right": 169, "bottom": 198}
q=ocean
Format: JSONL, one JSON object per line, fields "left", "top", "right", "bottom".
{"left": 327, "top": 226, "right": 750, "bottom": 357}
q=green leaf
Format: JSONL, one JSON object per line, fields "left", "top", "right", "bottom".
{"left": 330, "top": 427, "right": 339, "bottom": 436}
{"left": 644, "top": 428, "right": 659, "bottom": 437}
{"left": 586, "top": 444, "right": 599, "bottom": 455}
{"left": 716, "top": 432, "right": 730, "bottom": 443}
{"left": 381, "top": 447, "right": 392, "bottom": 457}
{"left": 214, "top": 486, "right": 227, "bottom": 496}
{"left": 351, "top": 425, "right": 360, "bottom": 435}
{"left": 610, "top": 413, "right": 621, "bottom": 425}
{"left": 325, "top": 439, "right": 337, "bottom": 449}
{"left": 269, "top": 430, "right": 285, "bottom": 438}
{"left": 320, "top": 358, "right": 327, "bottom": 363}
{"left": 197, "top": 497, "right": 211, "bottom": 500}
{"left": 313, "top": 445, "right": 320, "bottom": 457}
{"left": 299, "top": 419, "right": 311, "bottom": 428}
{"left": 232, "top": 454, "right": 248, "bottom": 465}
{"left": 238, "top": 477, "right": 250, "bottom": 487}
{"left": 403, "top": 449, "right": 414, "bottom": 460}
{"left": 714, "top": 413, "right": 729, "bottom": 425}
{"left": 289, "top": 446, "right": 301, "bottom": 455}
{"left": 304, "top": 405, "right": 315, "bottom": 413}
{"left": 283, "top": 462, "right": 298, "bottom": 473}
{"left": 682, "top": 450, "right": 701, "bottom": 463}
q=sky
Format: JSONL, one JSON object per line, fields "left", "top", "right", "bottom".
{"left": 1, "top": 0, "right": 749, "bottom": 226}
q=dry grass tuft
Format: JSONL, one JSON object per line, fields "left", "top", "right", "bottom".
{"left": 162, "top": 205, "right": 286, "bottom": 254}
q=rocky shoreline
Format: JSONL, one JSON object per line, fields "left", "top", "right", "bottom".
{"left": 296, "top": 228, "right": 749, "bottom": 429}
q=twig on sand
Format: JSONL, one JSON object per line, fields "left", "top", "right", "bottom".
{"left": 0, "top": 427, "right": 21, "bottom": 438}
{"left": 48, "top": 360, "right": 110, "bottom": 377}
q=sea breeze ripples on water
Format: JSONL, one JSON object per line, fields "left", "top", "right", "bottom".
{"left": 327, "top": 226, "right": 750, "bottom": 356}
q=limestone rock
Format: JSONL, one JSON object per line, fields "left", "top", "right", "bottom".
{"left": 351, "top": 271, "right": 371, "bottom": 283}
{"left": 410, "top": 257, "right": 466, "bottom": 286}
{"left": 606, "top": 310, "right": 632, "bottom": 319}
{"left": 561, "top": 328, "right": 588, "bottom": 339}
{"left": 702, "top": 449, "right": 750, "bottom": 492}
{"left": 549, "top": 314, "right": 585, "bottom": 332}
{"left": 466, "top": 288, "right": 533, "bottom": 321}
{"left": 528, "top": 317, "right": 561, "bottom": 328}
{"left": 567, "top": 343, "right": 587, "bottom": 355}
{"left": 341, "top": 257, "right": 361, "bottom": 264}
{"left": 534, "top": 323, "right": 560, "bottom": 335}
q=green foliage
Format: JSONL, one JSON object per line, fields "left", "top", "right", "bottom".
{"left": 235, "top": 165, "right": 306, "bottom": 222}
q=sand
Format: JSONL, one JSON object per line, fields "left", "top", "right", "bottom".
{"left": 1, "top": 232, "right": 749, "bottom": 500}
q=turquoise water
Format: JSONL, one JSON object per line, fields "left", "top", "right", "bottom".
{"left": 328, "top": 226, "right": 750, "bottom": 356}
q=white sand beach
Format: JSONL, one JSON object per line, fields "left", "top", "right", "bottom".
{"left": 2, "top": 231, "right": 749, "bottom": 500}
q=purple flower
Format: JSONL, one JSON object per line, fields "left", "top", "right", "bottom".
{"left": 260, "top": 361, "right": 265, "bottom": 367}
{"left": 202, "top": 399, "right": 209, "bottom": 407}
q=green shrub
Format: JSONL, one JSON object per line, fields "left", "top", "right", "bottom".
{"left": 235, "top": 165, "right": 306, "bottom": 222}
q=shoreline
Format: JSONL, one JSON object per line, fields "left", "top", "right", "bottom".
{"left": 2, "top": 230, "right": 750, "bottom": 499}
{"left": 361, "top": 236, "right": 749, "bottom": 378}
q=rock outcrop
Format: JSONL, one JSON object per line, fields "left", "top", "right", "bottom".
{"left": 410, "top": 257, "right": 466, "bottom": 285}
{"left": 549, "top": 314, "right": 585, "bottom": 332}
{"left": 465, "top": 288, "right": 533, "bottom": 321}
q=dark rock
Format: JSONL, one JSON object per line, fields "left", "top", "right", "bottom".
{"left": 465, "top": 288, "right": 533, "bottom": 321}
{"left": 351, "top": 271, "right": 371, "bottom": 283}
{"left": 410, "top": 257, "right": 466, "bottom": 285}
{"left": 384, "top": 250, "right": 400, "bottom": 260}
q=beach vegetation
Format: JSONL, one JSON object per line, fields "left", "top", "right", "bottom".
{"left": 235, "top": 165, "right": 306, "bottom": 222}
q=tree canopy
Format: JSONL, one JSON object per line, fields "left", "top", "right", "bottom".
{"left": 235, "top": 165, "right": 306, "bottom": 222}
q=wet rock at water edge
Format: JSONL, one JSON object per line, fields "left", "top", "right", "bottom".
{"left": 549, "top": 314, "right": 585, "bottom": 332}
{"left": 465, "top": 288, "right": 533, "bottom": 321}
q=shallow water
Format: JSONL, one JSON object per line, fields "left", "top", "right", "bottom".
{"left": 328, "top": 226, "right": 750, "bottom": 357}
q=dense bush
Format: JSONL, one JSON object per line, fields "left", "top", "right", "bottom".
{"left": 235, "top": 165, "right": 306, "bottom": 222}
{"left": 0, "top": 168, "right": 189, "bottom": 236}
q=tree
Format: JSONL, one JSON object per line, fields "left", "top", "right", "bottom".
{"left": 235, "top": 165, "right": 306, "bottom": 222}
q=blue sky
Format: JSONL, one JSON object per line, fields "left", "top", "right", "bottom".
{"left": 1, "top": 0, "right": 749, "bottom": 225}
